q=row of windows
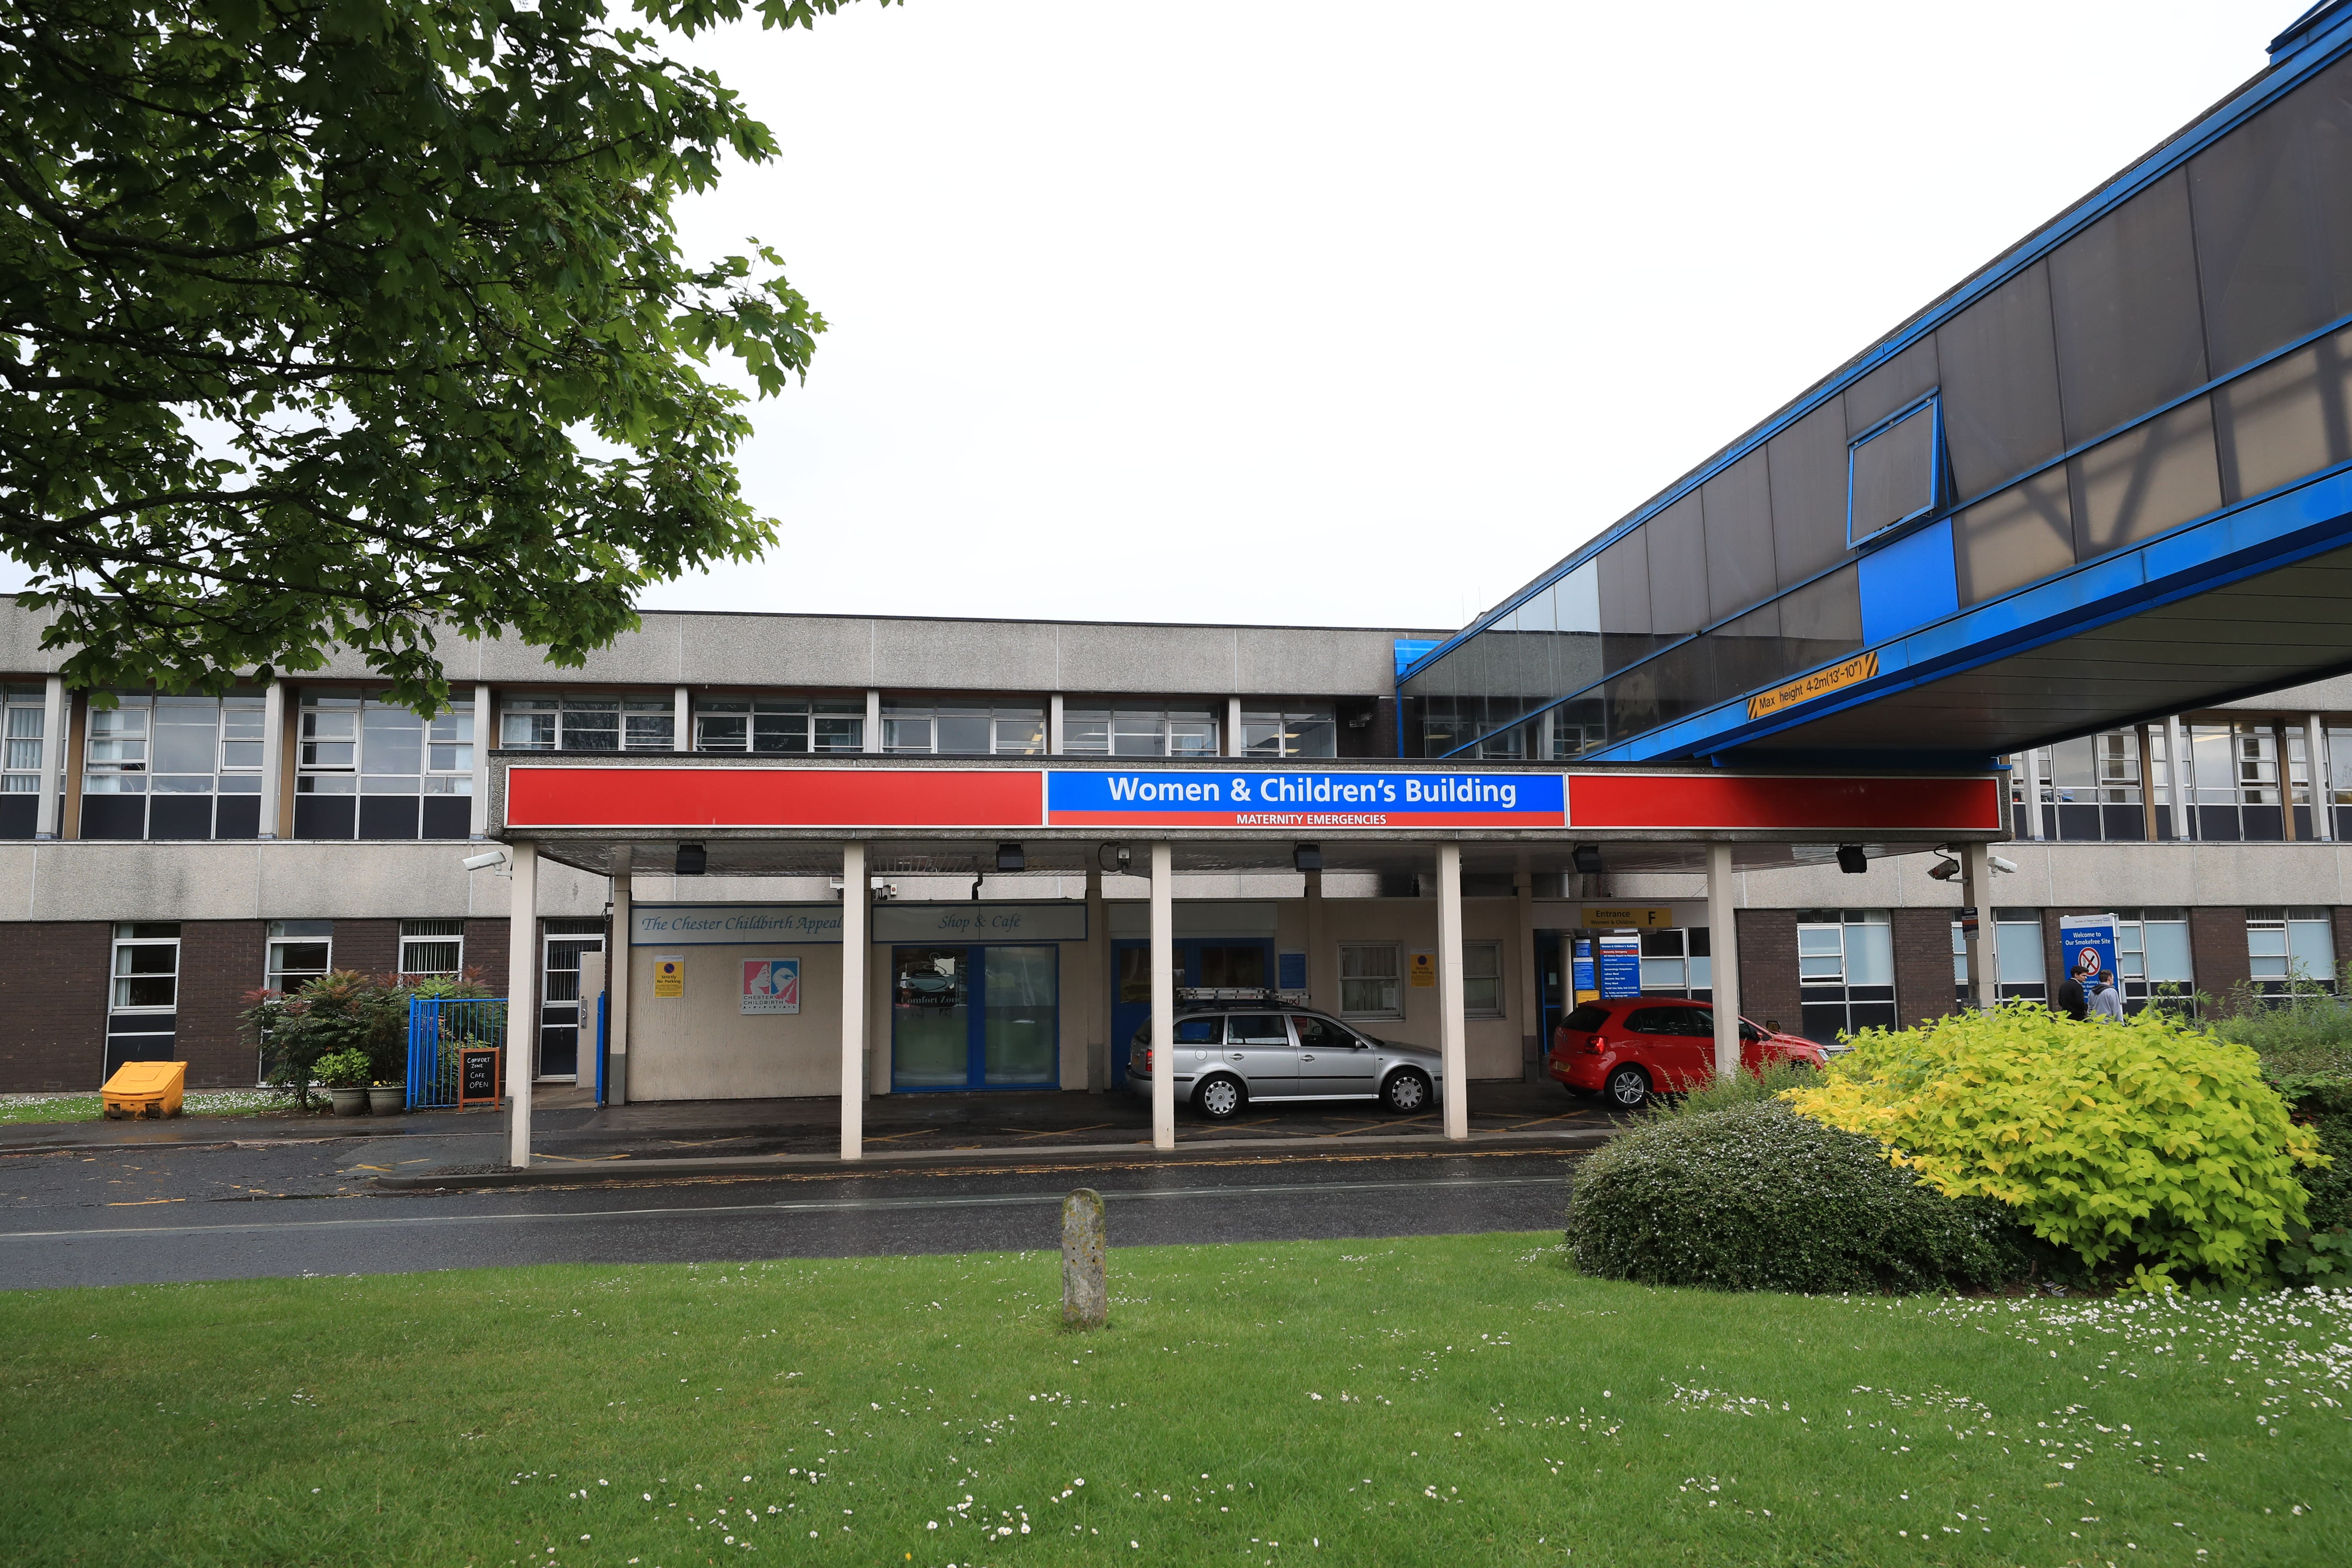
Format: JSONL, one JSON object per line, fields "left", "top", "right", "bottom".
{"left": 1336, "top": 941, "right": 1502, "bottom": 1020}
{"left": 109, "top": 919, "right": 475, "bottom": 1018}
{"left": 500, "top": 695, "right": 1345, "bottom": 760}
{"left": 2003, "top": 720, "right": 2352, "bottom": 842}
{"left": 1403, "top": 52, "right": 2352, "bottom": 757}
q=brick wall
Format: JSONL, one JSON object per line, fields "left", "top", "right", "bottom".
{"left": 464, "top": 919, "right": 512, "bottom": 992}
{"left": 1891, "top": 908, "right": 1958, "bottom": 1026}
{"left": 177, "top": 921, "right": 266, "bottom": 1088}
{"left": 331, "top": 918, "right": 401, "bottom": 980}
{"left": 0, "top": 922, "right": 110, "bottom": 1091}
{"left": 1736, "top": 909, "right": 1800, "bottom": 1032}
{"left": 2190, "top": 906, "right": 2252, "bottom": 1012}
{"left": 2335, "top": 907, "right": 2352, "bottom": 986}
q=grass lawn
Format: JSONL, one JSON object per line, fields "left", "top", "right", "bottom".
{"left": 3, "top": 1234, "right": 2346, "bottom": 1568}
{"left": 0, "top": 1090, "right": 310, "bottom": 1126}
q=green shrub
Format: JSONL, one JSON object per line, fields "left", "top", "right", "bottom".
{"left": 311, "top": 1048, "right": 373, "bottom": 1089}
{"left": 1563, "top": 1099, "right": 2032, "bottom": 1292}
{"left": 1786, "top": 1003, "right": 2324, "bottom": 1289}
{"left": 1637, "top": 1057, "right": 1818, "bottom": 1120}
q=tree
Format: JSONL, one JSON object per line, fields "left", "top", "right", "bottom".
{"left": 1, "top": 0, "right": 888, "bottom": 712}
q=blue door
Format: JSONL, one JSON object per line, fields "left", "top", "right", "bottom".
{"left": 890, "top": 945, "right": 1060, "bottom": 1091}
{"left": 1107, "top": 939, "right": 1274, "bottom": 1085}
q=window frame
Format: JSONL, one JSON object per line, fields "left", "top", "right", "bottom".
{"left": 398, "top": 918, "right": 466, "bottom": 978}
{"left": 109, "top": 922, "right": 181, "bottom": 1015}
{"left": 501, "top": 693, "right": 675, "bottom": 754}
{"left": 263, "top": 919, "right": 334, "bottom": 995}
{"left": 1462, "top": 940, "right": 1504, "bottom": 1020}
{"left": 2, "top": 685, "right": 46, "bottom": 795}
{"left": 1337, "top": 941, "right": 1403, "bottom": 1021}
{"left": 1240, "top": 705, "right": 1339, "bottom": 759}
{"left": 2246, "top": 906, "right": 2337, "bottom": 994}
{"left": 1846, "top": 391, "right": 1950, "bottom": 546}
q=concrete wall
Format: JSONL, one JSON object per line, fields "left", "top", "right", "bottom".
{"left": 626, "top": 943, "right": 845, "bottom": 1102}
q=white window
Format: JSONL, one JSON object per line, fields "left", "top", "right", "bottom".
{"left": 265, "top": 920, "right": 334, "bottom": 993}
{"left": 111, "top": 922, "right": 180, "bottom": 1012}
{"left": 881, "top": 700, "right": 1046, "bottom": 756}
{"left": 2111, "top": 908, "right": 2193, "bottom": 1013}
{"left": 1338, "top": 943, "right": 1402, "bottom": 1019}
{"left": 2248, "top": 906, "right": 2336, "bottom": 994}
{"left": 1996, "top": 910, "right": 2048, "bottom": 998}
{"left": 1463, "top": 941, "right": 1504, "bottom": 1019}
{"left": 1061, "top": 706, "right": 1219, "bottom": 757}
{"left": 1636, "top": 927, "right": 1712, "bottom": 998}
{"left": 501, "top": 694, "right": 672, "bottom": 752}
{"left": 1798, "top": 909, "right": 1895, "bottom": 1039}
{"left": 399, "top": 919, "right": 465, "bottom": 977}
{"left": 3, "top": 685, "right": 46, "bottom": 795}
{"left": 1241, "top": 706, "right": 1338, "bottom": 758}
{"left": 299, "top": 695, "right": 473, "bottom": 793}
{"left": 691, "top": 695, "right": 865, "bottom": 753}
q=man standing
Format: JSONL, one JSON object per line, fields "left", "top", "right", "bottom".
{"left": 2091, "top": 969, "right": 2125, "bottom": 1021}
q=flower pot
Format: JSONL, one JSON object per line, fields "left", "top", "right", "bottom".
{"left": 328, "top": 1087, "right": 370, "bottom": 1116}
{"left": 369, "top": 1085, "right": 406, "bottom": 1116}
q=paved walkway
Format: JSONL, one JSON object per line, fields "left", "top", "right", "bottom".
{"left": 3, "top": 1080, "right": 1612, "bottom": 1185}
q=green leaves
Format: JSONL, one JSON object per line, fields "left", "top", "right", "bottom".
{"left": 1787, "top": 1004, "right": 2327, "bottom": 1289}
{"left": 2, "top": 0, "right": 867, "bottom": 708}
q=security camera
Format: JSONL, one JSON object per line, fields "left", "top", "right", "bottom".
{"left": 461, "top": 848, "right": 509, "bottom": 872}
{"left": 1097, "top": 842, "right": 1132, "bottom": 874}
{"left": 1989, "top": 853, "right": 2019, "bottom": 874}
{"left": 1926, "top": 858, "right": 1960, "bottom": 882}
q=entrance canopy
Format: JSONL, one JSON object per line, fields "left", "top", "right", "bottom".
{"left": 490, "top": 755, "right": 2005, "bottom": 878}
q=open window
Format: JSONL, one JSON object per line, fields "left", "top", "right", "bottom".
{"left": 1847, "top": 393, "right": 1948, "bottom": 545}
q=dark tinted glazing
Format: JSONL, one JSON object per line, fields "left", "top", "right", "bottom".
{"left": 1701, "top": 450, "right": 1776, "bottom": 621}
{"left": 1644, "top": 494, "right": 1710, "bottom": 636}
{"left": 1937, "top": 261, "right": 2067, "bottom": 500}
{"left": 1767, "top": 396, "right": 1851, "bottom": 587}
{"left": 2067, "top": 396, "right": 2221, "bottom": 558}
{"left": 2049, "top": 168, "right": 2208, "bottom": 445}
{"left": 1954, "top": 470, "right": 2074, "bottom": 606}
{"left": 2213, "top": 322, "right": 2352, "bottom": 501}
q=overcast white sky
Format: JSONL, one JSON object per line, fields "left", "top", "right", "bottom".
{"left": 4, "top": 1, "right": 2297, "bottom": 634}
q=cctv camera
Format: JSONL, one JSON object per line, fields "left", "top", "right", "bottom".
{"left": 461, "top": 848, "right": 508, "bottom": 872}
{"left": 1988, "top": 854, "right": 2019, "bottom": 874}
{"left": 1926, "top": 858, "right": 1960, "bottom": 882}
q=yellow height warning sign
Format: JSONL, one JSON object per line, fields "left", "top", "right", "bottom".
{"left": 654, "top": 956, "right": 686, "bottom": 998}
{"left": 1746, "top": 649, "right": 1880, "bottom": 720}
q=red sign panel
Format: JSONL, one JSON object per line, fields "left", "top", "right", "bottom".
{"left": 1568, "top": 773, "right": 2003, "bottom": 832}
{"left": 505, "top": 768, "right": 1044, "bottom": 829}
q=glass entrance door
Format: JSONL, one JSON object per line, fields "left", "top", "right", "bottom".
{"left": 891, "top": 946, "right": 1060, "bottom": 1090}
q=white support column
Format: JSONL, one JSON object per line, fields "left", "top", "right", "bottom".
{"left": 608, "top": 851, "right": 632, "bottom": 1106}
{"left": 34, "top": 674, "right": 65, "bottom": 839}
{"left": 471, "top": 684, "right": 495, "bottom": 838}
{"left": 1224, "top": 697, "right": 1243, "bottom": 758}
{"left": 2306, "top": 714, "right": 2334, "bottom": 842}
{"left": 1706, "top": 842, "right": 1742, "bottom": 1079}
{"left": 1304, "top": 867, "right": 1327, "bottom": 1011}
{"left": 2165, "top": 716, "right": 2193, "bottom": 841}
{"left": 672, "top": 686, "right": 690, "bottom": 752}
{"left": 1961, "top": 841, "right": 2000, "bottom": 1011}
{"left": 505, "top": 839, "right": 539, "bottom": 1168}
{"left": 840, "top": 840, "right": 868, "bottom": 1160}
{"left": 1049, "top": 694, "right": 1066, "bottom": 756}
{"left": 1514, "top": 871, "right": 1540, "bottom": 1080}
{"left": 1150, "top": 842, "right": 1175, "bottom": 1151}
{"left": 1084, "top": 860, "right": 1108, "bottom": 1090}
{"left": 2020, "top": 747, "right": 2046, "bottom": 841}
{"left": 1436, "top": 842, "right": 1469, "bottom": 1140}
{"left": 255, "top": 680, "right": 285, "bottom": 841}
{"left": 864, "top": 689, "right": 882, "bottom": 754}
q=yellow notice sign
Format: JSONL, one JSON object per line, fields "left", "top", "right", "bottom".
{"left": 1746, "top": 649, "right": 1880, "bottom": 721}
{"left": 1581, "top": 906, "right": 1675, "bottom": 930}
{"left": 654, "top": 956, "right": 685, "bottom": 998}
{"left": 1408, "top": 951, "right": 1436, "bottom": 988}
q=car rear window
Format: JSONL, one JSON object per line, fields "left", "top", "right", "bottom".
{"left": 1563, "top": 1004, "right": 1610, "bottom": 1033}
{"left": 1625, "top": 1006, "right": 1699, "bottom": 1035}
{"left": 1174, "top": 1018, "right": 1221, "bottom": 1044}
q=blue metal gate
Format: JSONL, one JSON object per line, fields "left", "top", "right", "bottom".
{"left": 405, "top": 998, "right": 509, "bottom": 1110}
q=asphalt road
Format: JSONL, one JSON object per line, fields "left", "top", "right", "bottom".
{"left": 0, "top": 1145, "right": 1576, "bottom": 1289}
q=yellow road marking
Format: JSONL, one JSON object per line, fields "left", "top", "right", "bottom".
{"left": 104, "top": 1197, "right": 184, "bottom": 1207}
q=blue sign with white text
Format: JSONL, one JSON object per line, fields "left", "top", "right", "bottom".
{"left": 1045, "top": 770, "right": 1565, "bottom": 828}
{"left": 1596, "top": 935, "right": 1642, "bottom": 999}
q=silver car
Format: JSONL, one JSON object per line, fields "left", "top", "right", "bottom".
{"left": 1125, "top": 1005, "right": 1445, "bottom": 1121}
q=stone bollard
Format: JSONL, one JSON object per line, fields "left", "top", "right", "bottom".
{"left": 1061, "top": 1188, "right": 1108, "bottom": 1329}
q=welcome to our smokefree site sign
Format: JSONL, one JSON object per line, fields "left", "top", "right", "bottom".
{"left": 1045, "top": 770, "right": 1565, "bottom": 829}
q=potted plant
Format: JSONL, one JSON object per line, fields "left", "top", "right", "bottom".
{"left": 368, "top": 1079, "right": 406, "bottom": 1116}
{"left": 315, "top": 1048, "right": 374, "bottom": 1115}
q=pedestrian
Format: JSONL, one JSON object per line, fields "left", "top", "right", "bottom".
{"left": 2057, "top": 963, "right": 2090, "bottom": 1021}
{"left": 2091, "top": 968, "right": 2125, "bottom": 1020}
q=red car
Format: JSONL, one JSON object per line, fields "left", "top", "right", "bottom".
{"left": 1549, "top": 996, "right": 1829, "bottom": 1109}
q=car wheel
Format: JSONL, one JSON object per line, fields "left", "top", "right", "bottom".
{"left": 1381, "top": 1068, "right": 1432, "bottom": 1114}
{"left": 1192, "top": 1074, "right": 1246, "bottom": 1121}
{"left": 1603, "top": 1064, "right": 1652, "bottom": 1109}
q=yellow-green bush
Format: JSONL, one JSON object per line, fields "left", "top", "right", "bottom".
{"left": 1783, "top": 1003, "right": 2325, "bottom": 1288}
